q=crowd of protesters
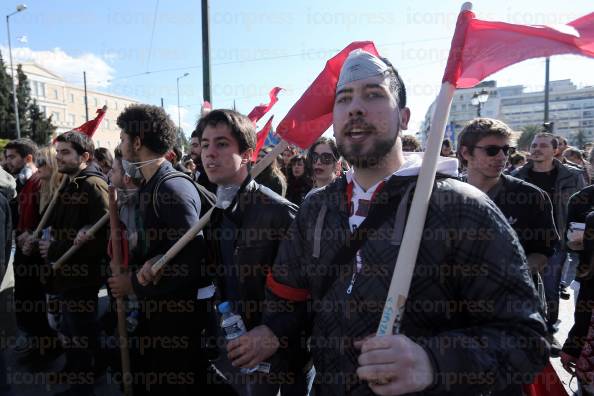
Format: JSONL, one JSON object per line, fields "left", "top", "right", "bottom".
{"left": 0, "top": 48, "right": 593, "bottom": 396}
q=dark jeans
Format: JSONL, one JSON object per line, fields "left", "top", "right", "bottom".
{"left": 0, "top": 350, "right": 13, "bottom": 396}
{"left": 58, "top": 287, "right": 99, "bottom": 395}
{"left": 13, "top": 247, "right": 55, "bottom": 340}
{"left": 543, "top": 248, "right": 566, "bottom": 331}
{"left": 130, "top": 297, "right": 218, "bottom": 396}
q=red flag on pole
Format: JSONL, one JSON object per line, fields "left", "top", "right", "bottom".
{"left": 73, "top": 105, "right": 108, "bottom": 138}
{"left": 247, "top": 87, "right": 283, "bottom": 123}
{"left": 107, "top": 222, "right": 129, "bottom": 269}
{"left": 252, "top": 116, "right": 274, "bottom": 161}
{"left": 442, "top": 10, "right": 594, "bottom": 88}
{"left": 276, "top": 41, "right": 380, "bottom": 149}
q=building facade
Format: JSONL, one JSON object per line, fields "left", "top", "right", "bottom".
{"left": 12, "top": 63, "right": 138, "bottom": 150}
{"left": 420, "top": 79, "right": 594, "bottom": 149}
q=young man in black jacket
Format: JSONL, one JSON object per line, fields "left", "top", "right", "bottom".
{"left": 107, "top": 104, "right": 213, "bottom": 395}
{"left": 196, "top": 109, "right": 311, "bottom": 395}
{"left": 458, "top": 119, "right": 559, "bottom": 354}
{"left": 232, "top": 49, "right": 549, "bottom": 395}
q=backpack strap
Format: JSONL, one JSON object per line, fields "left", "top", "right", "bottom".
{"left": 328, "top": 174, "right": 451, "bottom": 267}
{"left": 152, "top": 171, "right": 216, "bottom": 219}
{"left": 312, "top": 204, "right": 328, "bottom": 259}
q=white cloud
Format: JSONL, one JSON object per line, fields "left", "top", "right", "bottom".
{"left": 1, "top": 46, "right": 116, "bottom": 89}
{"left": 165, "top": 105, "right": 194, "bottom": 134}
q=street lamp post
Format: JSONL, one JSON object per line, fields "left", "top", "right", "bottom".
{"left": 471, "top": 89, "right": 489, "bottom": 117}
{"left": 6, "top": 4, "right": 27, "bottom": 139}
{"left": 176, "top": 72, "right": 190, "bottom": 145}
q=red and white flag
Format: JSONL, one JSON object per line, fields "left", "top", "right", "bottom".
{"left": 201, "top": 101, "right": 212, "bottom": 117}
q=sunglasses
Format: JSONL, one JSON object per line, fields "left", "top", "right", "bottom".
{"left": 311, "top": 152, "right": 336, "bottom": 165}
{"left": 474, "top": 145, "right": 512, "bottom": 157}
{"left": 35, "top": 158, "right": 47, "bottom": 167}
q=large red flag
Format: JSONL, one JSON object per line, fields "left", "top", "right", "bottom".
{"left": 276, "top": 41, "right": 380, "bottom": 149}
{"left": 252, "top": 116, "right": 274, "bottom": 161}
{"left": 443, "top": 10, "right": 594, "bottom": 88}
{"left": 73, "top": 105, "right": 108, "bottom": 138}
{"left": 247, "top": 87, "right": 283, "bottom": 123}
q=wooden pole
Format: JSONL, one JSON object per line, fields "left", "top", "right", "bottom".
{"left": 375, "top": 3, "right": 470, "bottom": 336}
{"left": 34, "top": 176, "right": 68, "bottom": 237}
{"left": 51, "top": 213, "right": 108, "bottom": 271}
{"left": 108, "top": 187, "right": 133, "bottom": 395}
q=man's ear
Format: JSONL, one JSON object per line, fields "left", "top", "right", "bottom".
{"left": 459, "top": 145, "right": 472, "bottom": 163}
{"left": 25, "top": 154, "right": 34, "bottom": 164}
{"left": 399, "top": 107, "right": 411, "bottom": 131}
{"left": 241, "top": 148, "right": 254, "bottom": 165}
{"left": 132, "top": 135, "right": 142, "bottom": 152}
{"left": 81, "top": 151, "right": 91, "bottom": 163}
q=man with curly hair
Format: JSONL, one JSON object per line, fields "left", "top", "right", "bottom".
{"left": 108, "top": 104, "right": 215, "bottom": 395}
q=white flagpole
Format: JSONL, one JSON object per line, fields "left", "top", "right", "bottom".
{"left": 376, "top": 2, "right": 471, "bottom": 336}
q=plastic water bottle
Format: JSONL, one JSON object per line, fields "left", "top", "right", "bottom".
{"left": 126, "top": 297, "right": 140, "bottom": 333}
{"left": 218, "top": 302, "right": 271, "bottom": 374}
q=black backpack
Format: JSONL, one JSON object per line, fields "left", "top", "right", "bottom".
{"left": 151, "top": 170, "right": 216, "bottom": 219}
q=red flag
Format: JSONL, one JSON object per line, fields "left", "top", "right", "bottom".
{"left": 522, "top": 362, "right": 568, "bottom": 396}
{"left": 276, "top": 41, "right": 380, "bottom": 149}
{"left": 247, "top": 87, "right": 283, "bottom": 123}
{"left": 107, "top": 221, "right": 129, "bottom": 269}
{"left": 443, "top": 10, "right": 594, "bottom": 88}
{"left": 73, "top": 105, "right": 108, "bottom": 138}
{"left": 252, "top": 116, "right": 274, "bottom": 162}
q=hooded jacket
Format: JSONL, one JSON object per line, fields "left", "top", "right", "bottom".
{"left": 46, "top": 162, "right": 109, "bottom": 293}
{"left": 264, "top": 155, "right": 549, "bottom": 395}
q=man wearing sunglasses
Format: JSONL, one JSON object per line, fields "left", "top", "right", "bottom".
{"left": 458, "top": 118, "right": 559, "bottom": 345}
{"left": 458, "top": 119, "right": 558, "bottom": 269}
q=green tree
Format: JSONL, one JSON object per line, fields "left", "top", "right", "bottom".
{"left": 517, "top": 124, "right": 541, "bottom": 151}
{"left": 0, "top": 51, "right": 15, "bottom": 139}
{"left": 28, "top": 99, "right": 55, "bottom": 145}
{"left": 16, "top": 64, "right": 31, "bottom": 137}
{"left": 179, "top": 128, "right": 189, "bottom": 153}
{"left": 571, "top": 129, "right": 587, "bottom": 150}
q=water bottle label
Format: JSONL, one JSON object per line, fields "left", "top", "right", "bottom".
{"left": 223, "top": 322, "right": 245, "bottom": 340}
{"left": 222, "top": 315, "right": 247, "bottom": 340}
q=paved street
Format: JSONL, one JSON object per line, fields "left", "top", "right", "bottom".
{"left": 0, "top": 259, "right": 120, "bottom": 395}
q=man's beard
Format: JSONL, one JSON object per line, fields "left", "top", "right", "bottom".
{"left": 58, "top": 162, "right": 80, "bottom": 175}
{"left": 338, "top": 130, "right": 398, "bottom": 169}
{"left": 192, "top": 154, "right": 203, "bottom": 168}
